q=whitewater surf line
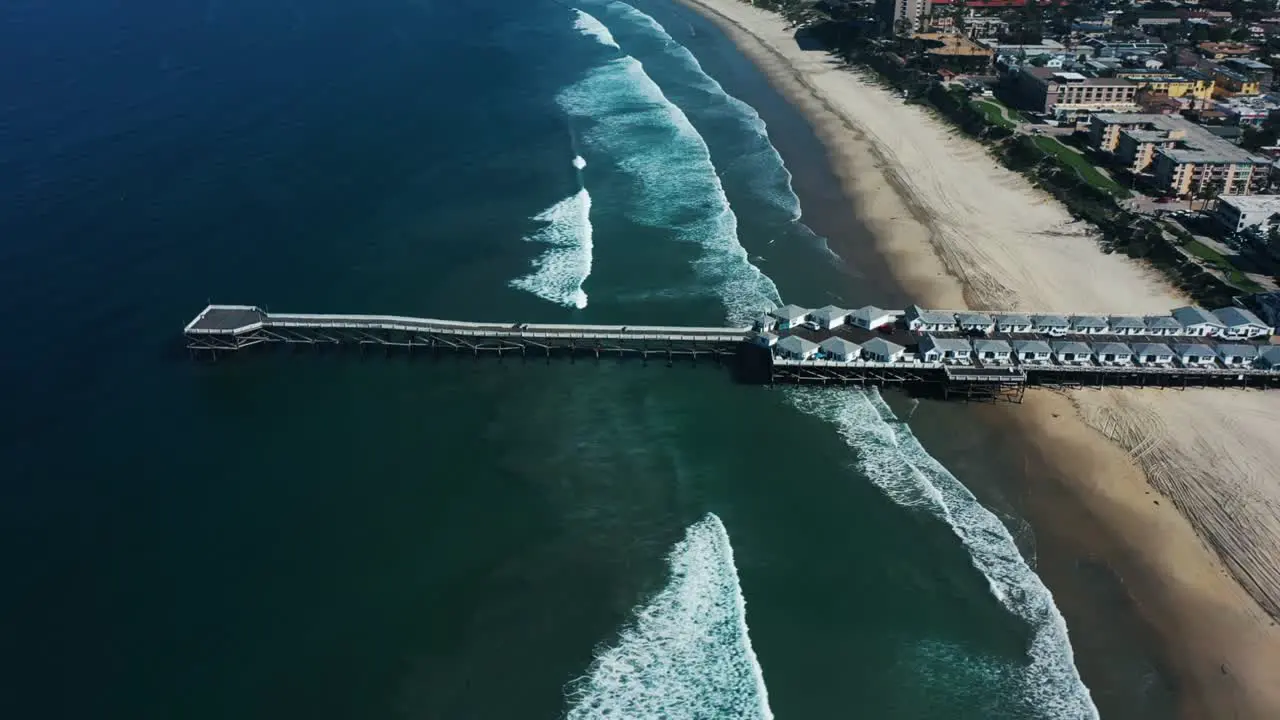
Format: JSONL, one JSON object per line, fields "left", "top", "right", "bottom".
{"left": 573, "top": 7, "right": 620, "bottom": 49}
{"left": 509, "top": 155, "right": 593, "bottom": 309}
{"left": 785, "top": 388, "right": 1100, "bottom": 719}
{"left": 564, "top": 513, "right": 773, "bottom": 720}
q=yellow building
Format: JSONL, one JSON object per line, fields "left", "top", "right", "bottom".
{"left": 1115, "top": 70, "right": 1215, "bottom": 101}
{"left": 1211, "top": 66, "right": 1261, "bottom": 98}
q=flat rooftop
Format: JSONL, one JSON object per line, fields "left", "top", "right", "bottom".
{"left": 1093, "top": 113, "right": 1270, "bottom": 165}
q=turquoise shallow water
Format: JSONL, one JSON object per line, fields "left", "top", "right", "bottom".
{"left": 0, "top": 0, "right": 1175, "bottom": 717}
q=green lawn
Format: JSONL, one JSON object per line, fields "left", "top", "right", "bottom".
{"left": 970, "top": 99, "right": 1018, "bottom": 130}
{"left": 1183, "top": 238, "right": 1264, "bottom": 291}
{"left": 1031, "top": 136, "right": 1132, "bottom": 199}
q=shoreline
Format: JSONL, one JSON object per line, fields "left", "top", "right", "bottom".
{"left": 673, "top": 0, "right": 1280, "bottom": 717}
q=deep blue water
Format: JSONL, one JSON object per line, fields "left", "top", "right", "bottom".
{"left": 0, "top": 1, "right": 1129, "bottom": 717}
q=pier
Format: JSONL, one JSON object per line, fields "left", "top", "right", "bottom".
{"left": 184, "top": 304, "right": 1280, "bottom": 403}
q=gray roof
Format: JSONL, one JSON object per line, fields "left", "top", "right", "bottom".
{"left": 995, "top": 313, "right": 1032, "bottom": 325}
{"left": 1070, "top": 315, "right": 1109, "bottom": 328}
{"left": 956, "top": 312, "right": 994, "bottom": 325}
{"left": 1092, "top": 342, "right": 1133, "bottom": 356}
{"left": 1032, "top": 314, "right": 1070, "bottom": 327}
{"left": 862, "top": 337, "right": 906, "bottom": 356}
{"left": 1108, "top": 315, "right": 1147, "bottom": 329}
{"left": 973, "top": 339, "right": 1013, "bottom": 353}
{"left": 1259, "top": 346, "right": 1280, "bottom": 364}
{"left": 770, "top": 304, "right": 810, "bottom": 322}
{"left": 1131, "top": 342, "right": 1174, "bottom": 357}
{"left": 1216, "top": 343, "right": 1259, "bottom": 358}
{"left": 1172, "top": 306, "right": 1224, "bottom": 328}
{"left": 777, "top": 335, "right": 818, "bottom": 354}
{"left": 1213, "top": 306, "right": 1268, "bottom": 329}
{"left": 1052, "top": 341, "right": 1093, "bottom": 355}
{"left": 850, "top": 305, "right": 892, "bottom": 322}
{"left": 1012, "top": 339, "right": 1052, "bottom": 353}
{"left": 922, "top": 336, "right": 973, "bottom": 353}
{"left": 810, "top": 305, "right": 847, "bottom": 322}
{"left": 1172, "top": 343, "right": 1217, "bottom": 357}
{"left": 1144, "top": 315, "right": 1182, "bottom": 329}
{"left": 910, "top": 306, "right": 957, "bottom": 325}
{"left": 818, "top": 336, "right": 861, "bottom": 354}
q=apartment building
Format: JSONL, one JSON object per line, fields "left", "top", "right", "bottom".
{"left": 1010, "top": 67, "right": 1137, "bottom": 114}
{"left": 1090, "top": 114, "right": 1271, "bottom": 196}
{"left": 876, "top": 0, "right": 932, "bottom": 32}
{"left": 1211, "top": 66, "right": 1262, "bottom": 98}
{"left": 1114, "top": 69, "right": 1215, "bottom": 101}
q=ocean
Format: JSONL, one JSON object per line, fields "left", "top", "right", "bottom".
{"left": 0, "top": 0, "right": 1164, "bottom": 717}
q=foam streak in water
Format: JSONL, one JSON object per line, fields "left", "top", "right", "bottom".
{"left": 565, "top": 513, "right": 772, "bottom": 720}
{"left": 785, "top": 389, "right": 1099, "bottom": 719}
{"left": 509, "top": 176, "right": 593, "bottom": 309}
{"left": 574, "top": 8, "right": 620, "bottom": 49}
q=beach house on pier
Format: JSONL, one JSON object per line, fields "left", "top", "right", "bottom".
{"left": 1052, "top": 341, "right": 1094, "bottom": 365}
{"left": 1173, "top": 343, "right": 1219, "bottom": 367}
{"left": 1092, "top": 341, "right": 1134, "bottom": 366}
{"left": 1108, "top": 316, "right": 1147, "bottom": 336}
{"left": 1216, "top": 343, "right": 1259, "bottom": 366}
{"left": 1032, "top": 314, "right": 1071, "bottom": 336}
{"left": 919, "top": 336, "right": 973, "bottom": 364}
{"left": 1144, "top": 315, "right": 1182, "bottom": 336}
{"left": 994, "top": 313, "right": 1033, "bottom": 334}
{"left": 1213, "top": 307, "right": 1271, "bottom": 339}
{"left": 863, "top": 337, "right": 906, "bottom": 363}
{"left": 1257, "top": 346, "right": 1280, "bottom": 369}
{"left": 753, "top": 331, "right": 778, "bottom": 348}
{"left": 1070, "top": 315, "right": 1110, "bottom": 335}
{"left": 1012, "top": 339, "right": 1052, "bottom": 364}
{"left": 956, "top": 312, "right": 995, "bottom": 335}
{"left": 905, "top": 305, "right": 957, "bottom": 333}
{"left": 1172, "top": 306, "right": 1225, "bottom": 337}
{"left": 752, "top": 314, "right": 777, "bottom": 333}
{"left": 849, "top": 305, "right": 896, "bottom": 331}
{"left": 810, "top": 305, "right": 848, "bottom": 330}
{"left": 770, "top": 305, "right": 811, "bottom": 331}
{"left": 776, "top": 335, "right": 818, "bottom": 360}
{"left": 1132, "top": 342, "right": 1175, "bottom": 366}
{"left": 973, "top": 339, "right": 1013, "bottom": 364}
{"left": 818, "top": 337, "right": 861, "bottom": 362}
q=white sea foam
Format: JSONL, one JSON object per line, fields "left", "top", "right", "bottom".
{"left": 510, "top": 187, "right": 593, "bottom": 309}
{"left": 565, "top": 513, "right": 773, "bottom": 720}
{"left": 785, "top": 388, "right": 1100, "bottom": 720}
{"left": 573, "top": 154, "right": 587, "bottom": 170}
{"left": 557, "top": 54, "right": 780, "bottom": 324}
{"left": 573, "top": 8, "right": 620, "bottom": 49}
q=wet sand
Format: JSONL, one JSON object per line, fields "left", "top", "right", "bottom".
{"left": 673, "top": 0, "right": 1280, "bottom": 717}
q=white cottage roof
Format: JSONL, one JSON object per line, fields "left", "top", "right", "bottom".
{"left": 1172, "top": 343, "right": 1217, "bottom": 357}
{"left": 1032, "top": 314, "right": 1070, "bottom": 327}
{"left": 770, "top": 304, "right": 810, "bottom": 322}
{"left": 810, "top": 305, "right": 847, "bottom": 322}
{"left": 850, "top": 305, "right": 892, "bottom": 322}
{"left": 1132, "top": 342, "right": 1174, "bottom": 357}
{"left": 1012, "top": 339, "right": 1052, "bottom": 353}
{"left": 995, "top": 313, "right": 1032, "bottom": 325}
{"left": 777, "top": 335, "right": 818, "bottom": 354}
{"left": 1052, "top": 341, "right": 1093, "bottom": 355}
{"left": 1213, "top": 306, "right": 1268, "bottom": 329}
{"left": 862, "top": 337, "right": 905, "bottom": 356}
{"left": 1092, "top": 342, "right": 1133, "bottom": 356}
{"left": 1172, "top": 306, "right": 1224, "bottom": 328}
{"left": 1108, "top": 315, "right": 1146, "bottom": 329}
{"left": 1144, "top": 315, "right": 1181, "bottom": 329}
{"left": 922, "top": 336, "right": 973, "bottom": 353}
{"left": 956, "top": 312, "right": 994, "bottom": 325}
{"left": 911, "top": 307, "right": 958, "bottom": 325}
{"left": 818, "top": 336, "right": 861, "bottom": 354}
{"left": 1070, "top": 315, "right": 1109, "bottom": 328}
{"left": 974, "top": 339, "right": 1013, "bottom": 353}
{"left": 1216, "top": 343, "right": 1259, "bottom": 358}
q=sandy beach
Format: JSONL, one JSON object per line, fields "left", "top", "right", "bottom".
{"left": 675, "top": 0, "right": 1280, "bottom": 716}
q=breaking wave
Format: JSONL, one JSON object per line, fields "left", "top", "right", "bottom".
{"left": 785, "top": 389, "right": 1100, "bottom": 720}
{"left": 573, "top": 8, "right": 620, "bottom": 49}
{"left": 510, "top": 175, "right": 593, "bottom": 309}
{"left": 565, "top": 513, "right": 772, "bottom": 719}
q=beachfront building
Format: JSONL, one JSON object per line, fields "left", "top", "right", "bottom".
{"left": 1052, "top": 341, "right": 1093, "bottom": 365}
{"left": 1213, "top": 306, "right": 1272, "bottom": 339}
{"left": 753, "top": 331, "right": 778, "bottom": 348}
{"left": 770, "top": 304, "right": 810, "bottom": 331}
{"left": 1092, "top": 341, "right": 1134, "bottom": 366}
{"left": 1012, "top": 339, "right": 1052, "bottom": 364}
{"left": 776, "top": 335, "right": 818, "bottom": 360}
{"left": 1257, "top": 346, "right": 1280, "bottom": 369}
{"left": 849, "top": 305, "right": 897, "bottom": 331}
{"left": 973, "top": 338, "right": 1013, "bottom": 364}
{"left": 1216, "top": 343, "right": 1259, "bottom": 366}
{"left": 810, "top": 305, "right": 849, "bottom": 330}
{"left": 1108, "top": 316, "right": 1147, "bottom": 336}
{"left": 919, "top": 335, "right": 973, "bottom": 364}
{"left": 994, "top": 313, "right": 1032, "bottom": 334}
{"left": 818, "top": 337, "right": 862, "bottom": 362}
{"left": 1173, "top": 343, "right": 1219, "bottom": 367}
{"left": 1172, "top": 305, "right": 1227, "bottom": 337}
{"left": 1114, "top": 69, "right": 1215, "bottom": 101}
{"left": 1032, "top": 314, "right": 1070, "bottom": 336}
{"left": 875, "top": 0, "right": 931, "bottom": 33}
{"left": 1070, "top": 315, "right": 1109, "bottom": 335}
{"left": 752, "top": 314, "right": 777, "bottom": 333}
{"left": 1008, "top": 67, "right": 1137, "bottom": 116}
{"left": 1144, "top": 315, "right": 1183, "bottom": 336}
{"left": 1209, "top": 66, "right": 1261, "bottom": 99}
{"left": 905, "top": 305, "right": 957, "bottom": 333}
{"left": 1212, "top": 195, "right": 1280, "bottom": 235}
{"left": 863, "top": 337, "right": 906, "bottom": 363}
{"left": 1089, "top": 114, "right": 1271, "bottom": 195}
{"left": 955, "top": 312, "right": 995, "bottom": 335}
{"left": 1132, "top": 342, "right": 1175, "bottom": 366}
